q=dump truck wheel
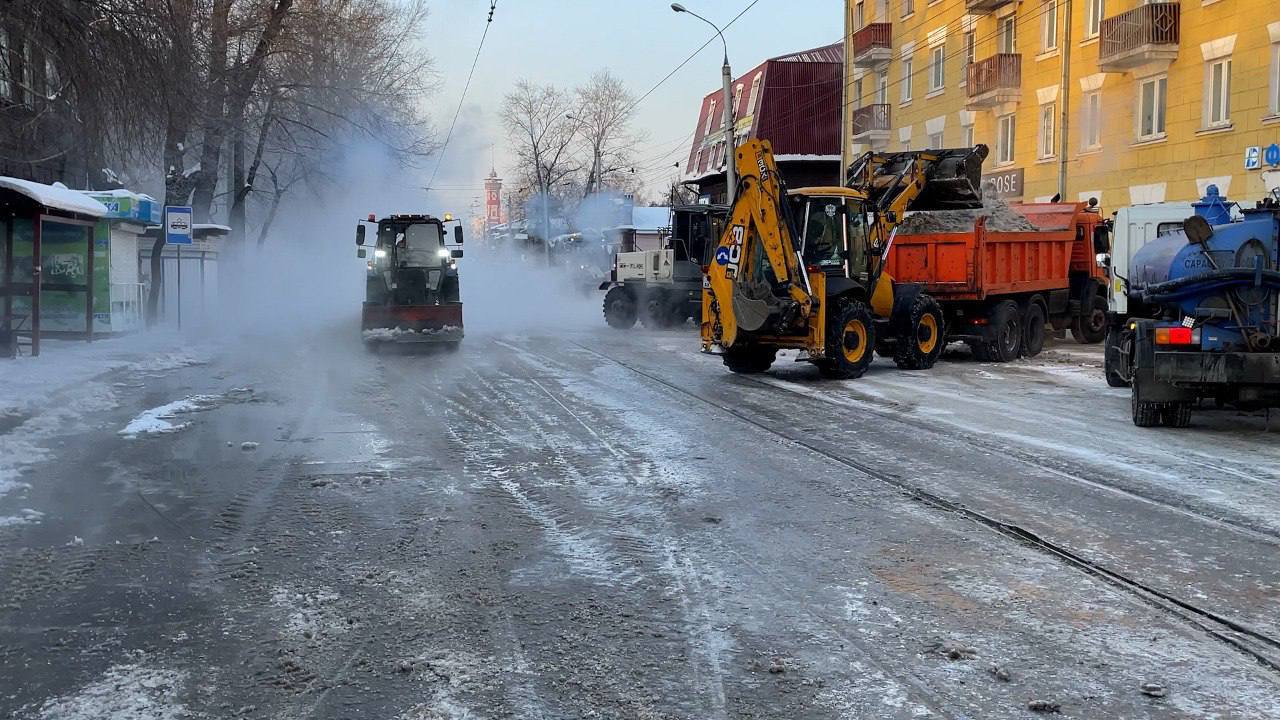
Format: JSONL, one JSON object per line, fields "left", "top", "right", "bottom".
{"left": 985, "top": 300, "right": 1022, "bottom": 362}
{"left": 1022, "top": 301, "right": 1047, "bottom": 358}
{"left": 1161, "top": 403, "right": 1192, "bottom": 428}
{"left": 1104, "top": 326, "right": 1133, "bottom": 388}
{"left": 1072, "top": 295, "right": 1107, "bottom": 344}
{"left": 722, "top": 344, "right": 776, "bottom": 374}
{"left": 820, "top": 301, "right": 876, "bottom": 379}
{"left": 1131, "top": 381, "right": 1164, "bottom": 427}
{"left": 603, "top": 286, "right": 638, "bottom": 329}
{"left": 892, "top": 294, "right": 945, "bottom": 370}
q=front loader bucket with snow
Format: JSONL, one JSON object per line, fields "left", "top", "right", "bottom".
{"left": 848, "top": 144, "right": 990, "bottom": 212}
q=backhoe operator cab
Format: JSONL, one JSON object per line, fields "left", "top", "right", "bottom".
{"left": 701, "top": 139, "right": 988, "bottom": 379}
{"left": 356, "top": 213, "right": 465, "bottom": 348}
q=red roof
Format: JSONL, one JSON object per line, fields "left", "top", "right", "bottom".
{"left": 685, "top": 42, "right": 843, "bottom": 180}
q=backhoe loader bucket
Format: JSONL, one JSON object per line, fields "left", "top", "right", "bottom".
{"left": 849, "top": 145, "right": 990, "bottom": 212}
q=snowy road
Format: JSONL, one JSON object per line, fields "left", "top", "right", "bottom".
{"left": 3, "top": 324, "right": 1280, "bottom": 718}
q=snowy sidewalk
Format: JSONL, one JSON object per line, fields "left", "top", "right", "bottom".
{"left": 0, "top": 331, "right": 207, "bottom": 508}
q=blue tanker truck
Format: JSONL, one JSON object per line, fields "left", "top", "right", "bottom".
{"left": 1103, "top": 187, "right": 1280, "bottom": 427}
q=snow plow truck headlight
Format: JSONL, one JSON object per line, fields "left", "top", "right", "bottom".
{"left": 438, "top": 248, "right": 451, "bottom": 258}
{"left": 374, "top": 249, "right": 387, "bottom": 258}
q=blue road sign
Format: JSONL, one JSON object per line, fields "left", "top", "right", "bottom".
{"left": 1265, "top": 144, "right": 1280, "bottom": 168}
{"left": 165, "top": 206, "right": 193, "bottom": 245}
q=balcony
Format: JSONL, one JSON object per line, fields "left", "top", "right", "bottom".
{"left": 965, "top": 0, "right": 1015, "bottom": 13}
{"left": 965, "top": 54, "right": 1021, "bottom": 109}
{"left": 851, "top": 23, "right": 892, "bottom": 68}
{"left": 851, "top": 104, "right": 891, "bottom": 146}
{"left": 1098, "top": 2, "right": 1180, "bottom": 73}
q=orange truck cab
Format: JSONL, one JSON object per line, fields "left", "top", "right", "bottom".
{"left": 883, "top": 201, "right": 1108, "bottom": 361}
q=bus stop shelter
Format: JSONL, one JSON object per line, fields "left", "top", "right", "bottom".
{"left": 0, "top": 178, "right": 109, "bottom": 357}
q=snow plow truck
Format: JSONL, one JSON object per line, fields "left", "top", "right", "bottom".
{"left": 356, "top": 213, "right": 465, "bottom": 349}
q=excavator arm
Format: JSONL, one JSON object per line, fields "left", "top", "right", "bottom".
{"left": 847, "top": 145, "right": 990, "bottom": 262}
{"left": 705, "top": 140, "right": 813, "bottom": 348}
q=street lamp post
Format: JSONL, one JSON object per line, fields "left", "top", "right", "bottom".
{"left": 672, "top": 3, "right": 736, "bottom": 204}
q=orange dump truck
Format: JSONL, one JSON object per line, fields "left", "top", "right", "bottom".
{"left": 884, "top": 202, "right": 1109, "bottom": 361}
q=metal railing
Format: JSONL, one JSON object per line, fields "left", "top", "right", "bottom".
{"left": 852, "top": 23, "right": 892, "bottom": 60}
{"left": 966, "top": 54, "right": 1021, "bottom": 98}
{"left": 852, "top": 104, "right": 891, "bottom": 136}
{"left": 110, "top": 282, "right": 145, "bottom": 331}
{"left": 1100, "top": 2, "right": 1180, "bottom": 64}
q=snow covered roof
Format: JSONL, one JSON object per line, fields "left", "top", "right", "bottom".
{"left": 630, "top": 206, "right": 670, "bottom": 233}
{"left": 0, "top": 177, "right": 109, "bottom": 217}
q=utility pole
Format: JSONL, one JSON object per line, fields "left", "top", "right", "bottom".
{"left": 672, "top": 3, "right": 736, "bottom": 204}
{"left": 1057, "top": 0, "right": 1074, "bottom": 199}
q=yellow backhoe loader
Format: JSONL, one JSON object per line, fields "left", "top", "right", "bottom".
{"left": 700, "top": 139, "right": 989, "bottom": 378}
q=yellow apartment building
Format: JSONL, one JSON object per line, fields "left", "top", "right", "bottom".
{"left": 842, "top": 0, "right": 1280, "bottom": 208}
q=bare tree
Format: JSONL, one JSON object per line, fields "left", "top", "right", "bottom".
{"left": 573, "top": 70, "right": 643, "bottom": 197}
{"left": 502, "top": 80, "right": 582, "bottom": 201}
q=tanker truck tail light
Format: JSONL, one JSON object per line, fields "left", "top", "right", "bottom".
{"left": 1154, "top": 326, "right": 1198, "bottom": 346}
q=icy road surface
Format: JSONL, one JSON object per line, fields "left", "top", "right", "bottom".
{"left": 2, "top": 326, "right": 1280, "bottom": 718}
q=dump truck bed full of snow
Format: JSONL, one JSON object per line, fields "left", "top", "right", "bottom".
{"left": 886, "top": 203, "right": 1098, "bottom": 301}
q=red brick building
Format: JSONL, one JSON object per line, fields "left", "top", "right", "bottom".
{"left": 683, "top": 42, "right": 843, "bottom": 203}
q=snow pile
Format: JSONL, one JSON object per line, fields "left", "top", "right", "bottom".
{"left": 119, "top": 395, "right": 219, "bottom": 438}
{"left": 0, "top": 508, "right": 45, "bottom": 527}
{"left": 0, "top": 177, "right": 108, "bottom": 217}
{"left": 24, "top": 659, "right": 188, "bottom": 719}
{"left": 362, "top": 325, "right": 461, "bottom": 341}
{"left": 898, "top": 201, "right": 1038, "bottom": 235}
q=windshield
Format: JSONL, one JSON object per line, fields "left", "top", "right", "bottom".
{"left": 798, "top": 199, "right": 847, "bottom": 269}
{"left": 396, "top": 223, "right": 445, "bottom": 267}
{"left": 378, "top": 221, "right": 444, "bottom": 267}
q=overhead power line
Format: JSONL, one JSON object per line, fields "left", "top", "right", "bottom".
{"left": 425, "top": 1, "right": 498, "bottom": 195}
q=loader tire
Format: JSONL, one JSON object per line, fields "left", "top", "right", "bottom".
{"left": 818, "top": 301, "right": 876, "bottom": 379}
{"left": 1072, "top": 295, "right": 1108, "bottom": 344}
{"left": 984, "top": 300, "right": 1022, "bottom": 362}
{"left": 893, "top": 293, "right": 945, "bottom": 370}
{"left": 603, "top": 286, "right": 638, "bottom": 329}
{"left": 1022, "top": 301, "right": 1047, "bottom": 358}
{"left": 722, "top": 344, "right": 776, "bottom": 374}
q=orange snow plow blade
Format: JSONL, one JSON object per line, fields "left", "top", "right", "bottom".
{"left": 361, "top": 304, "right": 463, "bottom": 344}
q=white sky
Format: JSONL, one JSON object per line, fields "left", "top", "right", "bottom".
{"left": 420, "top": 0, "right": 838, "bottom": 210}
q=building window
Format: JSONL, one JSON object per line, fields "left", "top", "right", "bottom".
{"left": 993, "top": 17, "right": 1013, "bottom": 54}
{"left": 875, "top": 0, "right": 887, "bottom": 19}
{"left": 929, "top": 45, "right": 945, "bottom": 92}
{"left": 748, "top": 75, "right": 762, "bottom": 115}
{"left": 1138, "top": 75, "right": 1167, "bottom": 140}
{"left": 877, "top": 71, "right": 888, "bottom": 104}
{"left": 963, "top": 125, "right": 975, "bottom": 147}
{"left": 901, "top": 57, "right": 914, "bottom": 103}
{"left": 705, "top": 99, "right": 717, "bottom": 135}
{"left": 1081, "top": 90, "right": 1102, "bottom": 150}
{"left": 853, "top": 77, "right": 864, "bottom": 110}
{"left": 1040, "top": 0, "right": 1058, "bottom": 52}
{"left": 1272, "top": 43, "right": 1280, "bottom": 116}
{"left": 902, "top": 0, "right": 915, "bottom": 17}
{"left": 733, "top": 84, "right": 743, "bottom": 115}
{"left": 855, "top": 1, "right": 865, "bottom": 28}
{"left": 1085, "top": 0, "right": 1104, "bottom": 39}
{"left": 1203, "top": 58, "right": 1231, "bottom": 128}
{"left": 1039, "top": 103, "right": 1056, "bottom": 159}
{"left": 929, "top": 131, "right": 944, "bottom": 148}
{"left": 997, "top": 113, "right": 1016, "bottom": 165}
{"left": 964, "top": 30, "right": 976, "bottom": 66}
{"left": 999, "top": 17, "right": 1016, "bottom": 54}
{"left": 694, "top": 149, "right": 703, "bottom": 172}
